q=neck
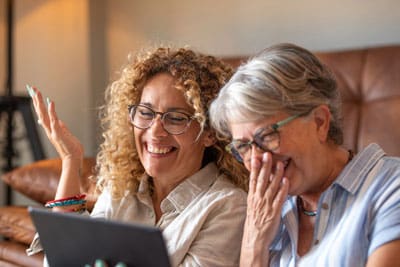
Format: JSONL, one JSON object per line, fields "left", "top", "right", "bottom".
{"left": 310, "top": 146, "right": 351, "bottom": 195}
{"left": 298, "top": 147, "right": 354, "bottom": 217}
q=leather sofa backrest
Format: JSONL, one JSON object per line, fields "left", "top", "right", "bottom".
{"left": 316, "top": 45, "right": 400, "bottom": 156}
{"left": 1, "top": 157, "right": 97, "bottom": 209}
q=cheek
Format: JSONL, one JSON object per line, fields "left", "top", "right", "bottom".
{"left": 133, "top": 129, "right": 144, "bottom": 152}
{"left": 244, "top": 161, "right": 251, "bottom": 172}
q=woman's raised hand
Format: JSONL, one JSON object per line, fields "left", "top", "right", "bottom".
{"left": 26, "top": 85, "right": 84, "bottom": 162}
{"left": 240, "top": 151, "right": 289, "bottom": 267}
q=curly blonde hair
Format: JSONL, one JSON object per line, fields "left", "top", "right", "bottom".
{"left": 95, "top": 46, "right": 249, "bottom": 198}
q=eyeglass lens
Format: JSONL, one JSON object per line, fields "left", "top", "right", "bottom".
{"left": 229, "top": 131, "right": 280, "bottom": 162}
{"left": 129, "top": 105, "right": 192, "bottom": 135}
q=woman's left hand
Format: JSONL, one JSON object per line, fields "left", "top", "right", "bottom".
{"left": 240, "top": 152, "right": 289, "bottom": 267}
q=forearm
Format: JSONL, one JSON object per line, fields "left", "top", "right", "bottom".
{"left": 54, "top": 157, "right": 83, "bottom": 200}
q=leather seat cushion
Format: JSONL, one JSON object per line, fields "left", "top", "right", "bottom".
{"left": 0, "top": 240, "right": 43, "bottom": 267}
{"left": 0, "top": 206, "right": 36, "bottom": 245}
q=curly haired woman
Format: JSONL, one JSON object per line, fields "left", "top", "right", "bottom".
{"left": 27, "top": 46, "right": 248, "bottom": 267}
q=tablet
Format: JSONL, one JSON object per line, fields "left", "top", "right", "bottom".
{"left": 28, "top": 207, "right": 171, "bottom": 267}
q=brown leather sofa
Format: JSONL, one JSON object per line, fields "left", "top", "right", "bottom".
{"left": 1, "top": 44, "right": 400, "bottom": 267}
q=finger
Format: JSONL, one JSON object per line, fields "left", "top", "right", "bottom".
{"left": 272, "top": 177, "right": 289, "bottom": 213}
{"left": 267, "top": 160, "right": 285, "bottom": 200}
{"left": 255, "top": 152, "right": 273, "bottom": 197}
{"left": 47, "top": 99, "right": 61, "bottom": 133}
{"left": 248, "top": 148, "right": 262, "bottom": 196}
{"left": 94, "top": 259, "right": 108, "bottom": 267}
{"left": 29, "top": 86, "right": 42, "bottom": 118}
{"left": 31, "top": 87, "right": 51, "bottom": 130}
{"left": 49, "top": 103, "right": 73, "bottom": 143}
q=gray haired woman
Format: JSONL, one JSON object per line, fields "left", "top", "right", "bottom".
{"left": 210, "top": 43, "right": 400, "bottom": 267}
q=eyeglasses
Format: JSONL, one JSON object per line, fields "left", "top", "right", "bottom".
{"left": 128, "top": 104, "right": 195, "bottom": 135}
{"left": 226, "top": 113, "right": 303, "bottom": 162}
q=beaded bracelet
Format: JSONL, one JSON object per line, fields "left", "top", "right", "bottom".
{"left": 45, "top": 194, "right": 86, "bottom": 205}
{"left": 45, "top": 199, "right": 87, "bottom": 208}
{"left": 45, "top": 194, "right": 87, "bottom": 208}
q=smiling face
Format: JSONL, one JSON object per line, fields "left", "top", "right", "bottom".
{"left": 134, "top": 73, "right": 213, "bottom": 186}
{"left": 229, "top": 111, "right": 329, "bottom": 196}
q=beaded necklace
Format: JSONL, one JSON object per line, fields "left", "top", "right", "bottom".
{"left": 297, "top": 197, "right": 317, "bottom": 216}
{"left": 297, "top": 150, "right": 354, "bottom": 217}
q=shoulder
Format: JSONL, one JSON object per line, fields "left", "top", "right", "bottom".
{"left": 380, "top": 156, "right": 400, "bottom": 172}
{"left": 370, "top": 156, "right": 400, "bottom": 202}
{"left": 191, "top": 163, "right": 247, "bottom": 203}
{"left": 204, "top": 173, "right": 248, "bottom": 207}
{"left": 371, "top": 156, "right": 400, "bottom": 189}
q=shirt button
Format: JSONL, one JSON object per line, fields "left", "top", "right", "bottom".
{"left": 321, "top": 203, "right": 329, "bottom": 210}
{"left": 314, "top": 239, "right": 319, "bottom": 245}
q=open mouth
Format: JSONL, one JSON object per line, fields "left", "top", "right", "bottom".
{"left": 147, "top": 144, "right": 176, "bottom": 155}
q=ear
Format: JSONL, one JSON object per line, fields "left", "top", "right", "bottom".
{"left": 312, "top": 105, "right": 331, "bottom": 143}
{"left": 202, "top": 130, "right": 217, "bottom": 147}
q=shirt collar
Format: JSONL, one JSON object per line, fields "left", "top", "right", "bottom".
{"left": 334, "top": 143, "right": 386, "bottom": 194}
{"left": 164, "top": 162, "right": 218, "bottom": 212}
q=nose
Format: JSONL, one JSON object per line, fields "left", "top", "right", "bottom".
{"left": 149, "top": 116, "right": 168, "bottom": 137}
{"left": 242, "top": 143, "right": 262, "bottom": 164}
{"left": 242, "top": 144, "right": 264, "bottom": 170}
{"left": 251, "top": 143, "right": 265, "bottom": 158}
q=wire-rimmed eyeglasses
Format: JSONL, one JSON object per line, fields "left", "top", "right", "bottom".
{"left": 226, "top": 113, "right": 305, "bottom": 162}
{"left": 128, "top": 104, "right": 195, "bottom": 135}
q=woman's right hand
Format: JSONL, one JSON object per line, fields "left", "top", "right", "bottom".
{"left": 27, "top": 85, "right": 84, "bottom": 162}
{"left": 240, "top": 152, "right": 289, "bottom": 267}
{"left": 28, "top": 85, "right": 84, "bottom": 200}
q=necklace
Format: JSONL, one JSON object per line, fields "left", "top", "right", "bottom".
{"left": 297, "top": 197, "right": 317, "bottom": 217}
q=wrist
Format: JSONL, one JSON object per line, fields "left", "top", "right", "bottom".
{"left": 62, "top": 157, "right": 83, "bottom": 175}
{"left": 240, "top": 246, "right": 269, "bottom": 267}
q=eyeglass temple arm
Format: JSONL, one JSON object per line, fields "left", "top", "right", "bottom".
{"left": 271, "top": 114, "right": 300, "bottom": 131}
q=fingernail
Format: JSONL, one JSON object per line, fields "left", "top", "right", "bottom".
{"left": 262, "top": 152, "right": 269, "bottom": 162}
{"left": 115, "top": 263, "right": 127, "bottom": 267}
{"left": 26, "top": 84, "right": 35, "bottom": 97}
{"left": 46, "top": 97, "right": 51, "bottom": 107}
{"left": 95, "top": 259, "right": 106, "bottom": 267}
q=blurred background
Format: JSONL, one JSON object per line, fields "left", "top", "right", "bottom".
{"left": 0, "top": 0, "right": 399, "bottom": 205}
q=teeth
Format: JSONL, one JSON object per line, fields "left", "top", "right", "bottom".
{"left": 147, "top": 144, "right": 172, "bottom": 154}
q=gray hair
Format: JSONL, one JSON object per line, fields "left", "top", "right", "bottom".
{"left": 210, "top": 43, "right": 343, "bottom": 145}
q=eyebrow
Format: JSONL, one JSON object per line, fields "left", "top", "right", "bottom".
{"left": 231, "top": 124, "right": 276, "bottom": 142}
{"left": 254, "top": 124, "right": 276, "bottom": 136}
{"left": 139, "top": 102, "right": 193, "bottom": 114}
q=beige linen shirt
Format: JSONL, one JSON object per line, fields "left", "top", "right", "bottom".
{"left": 91, "top": 162, "right": 247, "bottom": 267}
{"left": 29, "top": 163, "right": 247, "bottom": 267}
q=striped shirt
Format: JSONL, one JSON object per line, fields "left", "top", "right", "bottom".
{"left": 270, "top": 143, "right": 400, "bottom": 267}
